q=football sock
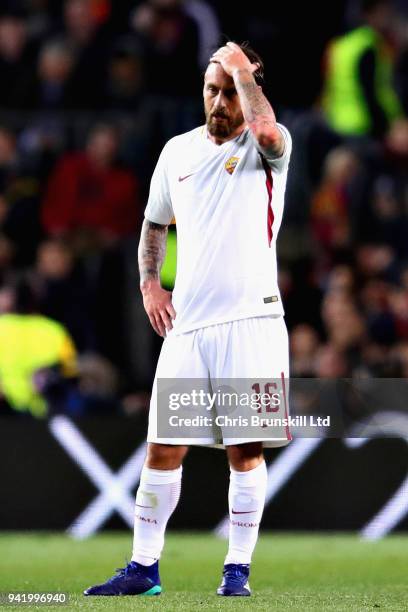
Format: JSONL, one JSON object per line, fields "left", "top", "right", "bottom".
{"left": 225, "top": 460, "right": 267, "bottom": 565}
{"left": 131, "top": 465, "right": 182, "bottom": 566}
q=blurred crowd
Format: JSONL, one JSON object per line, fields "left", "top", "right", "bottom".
{"left": 0, "top": 0, "right": 407, "bottom": 418}
{"left": 285, "top": 0, "right": 408, "bottom": 385}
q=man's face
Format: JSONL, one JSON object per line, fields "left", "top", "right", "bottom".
{"left": 203, "top": 62, "right": 245, "bottom": 141}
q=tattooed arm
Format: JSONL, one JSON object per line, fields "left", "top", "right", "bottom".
{"left": 138, "top": 219, "right": 176, "bottom": 337}
{"left": 233, "top": 69, "right": 284, "bottom": 158}
{"left": 210, "top": 42, "right": 285, "bottom": 158}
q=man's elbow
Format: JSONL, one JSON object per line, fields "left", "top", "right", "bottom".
{"left": 253, "top": 126, "right": 284, "bottom": 157}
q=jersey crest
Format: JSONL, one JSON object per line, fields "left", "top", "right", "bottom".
{"left": 225, "top": 156, "right": 240, "bottom": 175}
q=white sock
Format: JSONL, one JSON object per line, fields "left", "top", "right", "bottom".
{"left": 131, "top": 465, "right": 182, "bottom": 566}
{"left": 225, "top": 461, "right": 267, "bottom": 565}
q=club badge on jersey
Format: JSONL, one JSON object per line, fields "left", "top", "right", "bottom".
{"left": 225, "top": 156, "right": 240, "bottom": 175}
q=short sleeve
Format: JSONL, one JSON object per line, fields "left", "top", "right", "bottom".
{"left": 144, "top": 143, "right": 174, "bottom": 225}
{"left": 262, "top": 123, "right": 292, "bottom": 173}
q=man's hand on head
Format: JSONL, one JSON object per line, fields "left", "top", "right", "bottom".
{"left": 140, "top": 279, "right": 176, "bottom": 337}
{"left": 210, "top": 42, "right": 260, "bottom": 80}
{"left": 210, "top": 43, "right": 284, "bottom": 159}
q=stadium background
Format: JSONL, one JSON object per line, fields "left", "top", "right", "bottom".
{"left": 0, "top": 0, "right": 407, "bottom": 553}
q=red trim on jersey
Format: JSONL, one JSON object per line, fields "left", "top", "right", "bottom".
{"left": 261, "top": 156, "right": 274, "bottom": 247}
{"left": 281, "top": 371, "right": 292, "bottom": 441}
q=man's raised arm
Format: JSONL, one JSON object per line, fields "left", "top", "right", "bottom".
{"left": 210, "top": 42, "right": 285, "bottom": 159}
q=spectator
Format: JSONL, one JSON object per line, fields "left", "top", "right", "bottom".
{"left": 321, "top": 0, "right": 404, "bottom": 138}
{"left": 290, "top": 324, "right": 320, "bottom": 377}
{"left": 28, "top": 238, "right": 94, "bottom": 352}
{"left": 326, "top": 264, "right": 355, "bottom": 295}
{"left": 57, "top": 0, "right": 112, "bottom": 108}
{"left": 103, "top": 37, "right": 144, "bottom": 110}
{"left": 41, "top": 123, "right": 140, "bottom": 249}
{"left": 321, "top": 290, "right": 366, "bottom": 369}
{"left": 0, "top": 278, "right": 78, "bottom": 418}
{"left": 314, "top": 344, "right": 349, "bottom": 377}
{"left": 76, "top": 352, "right": 120, "bottom": 415}
{"left": 130, "top": 0, "right": 201, "bottom": 97}
{"left": 310, "top": 147, "right": 360, "bottom": 255}
{"left": 355, "top": 243, "right": 397, "bottom": 281}
{"left": 19, "top": 39, "right": 77, "bottom": 110}
{"left": 41, "top": 124, "right": 139, "bottom": 372}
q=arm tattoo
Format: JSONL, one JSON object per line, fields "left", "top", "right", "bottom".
{"left": 234, "top": 69, "right": 284, "bottom": 158}
{"left": 138, "top": 219, "right": 168, "bottom": 284}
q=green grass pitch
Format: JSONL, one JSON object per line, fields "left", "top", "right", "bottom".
{"left": 0, "top": 532, "right": 407, "bottom": 611}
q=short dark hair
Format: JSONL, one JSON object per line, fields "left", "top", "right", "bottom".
{"left": 239, "top": 41, "right": 264, "bottom": 85}
{"left": 208, "top": 41, "right": 265, "bottom": 86}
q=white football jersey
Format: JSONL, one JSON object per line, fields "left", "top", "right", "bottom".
{"left": 144, "top": 123, "right": 292, "bottom": 335}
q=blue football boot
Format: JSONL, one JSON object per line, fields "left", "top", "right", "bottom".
{"left": 217, "top": 563, "right": 251, "bottom": 596}
{"left": 84, "top": 560, "right": 161, "bottom": 596}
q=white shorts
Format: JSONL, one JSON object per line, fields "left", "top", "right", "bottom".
{"left": 147, "top": 315, "right": 291, "bottom": 448}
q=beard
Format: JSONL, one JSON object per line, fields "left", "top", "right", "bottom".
{"left": 205, "top": 108, "right": 244, "bottom": 139}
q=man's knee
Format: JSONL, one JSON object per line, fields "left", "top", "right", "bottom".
{"left": 227, "top": 442, "right": 264, "bottom": 471}
{"left": 146, "top": 443, "right": 188, "bottom": 470}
